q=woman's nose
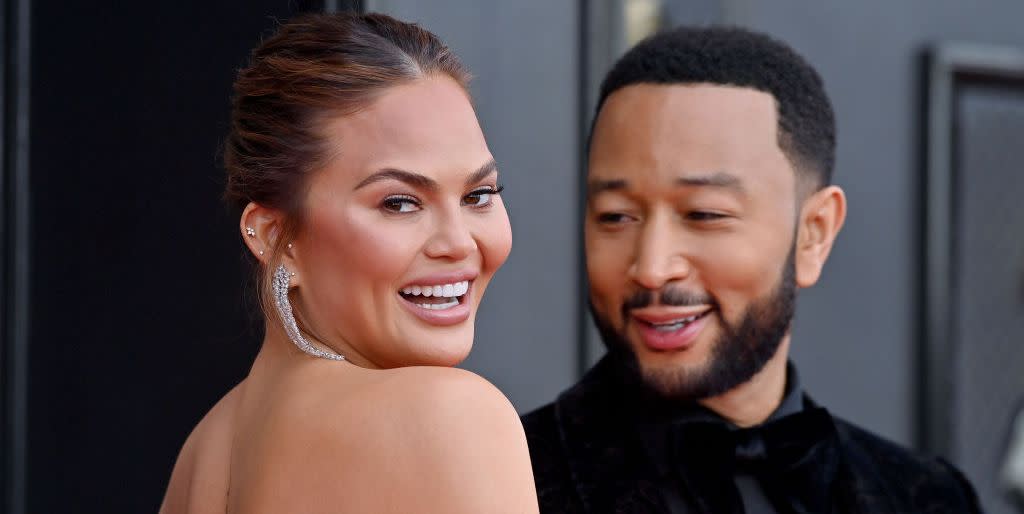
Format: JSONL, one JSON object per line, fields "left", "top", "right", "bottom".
{"left": 424, "top": 213, "right": 477, "bottom": 261}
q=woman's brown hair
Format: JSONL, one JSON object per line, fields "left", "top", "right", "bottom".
{"left": 223, "top": 12, "right": 471, "bottom": 322}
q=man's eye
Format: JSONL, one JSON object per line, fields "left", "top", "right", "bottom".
{"left": 597, "top": 212, "right": 631, "bottom": 224}
{"left": 687, "top": 211, "right": 727, "bottom": 221}
{"left": 464, "top": 185, "right": 503, "bottom": 207}
{"left": 382, "top": 196, "right": 420, "bottom": 213}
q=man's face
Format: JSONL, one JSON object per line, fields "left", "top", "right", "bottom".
{"left": 586, "top": 83, "right": 801, "bottom": 400}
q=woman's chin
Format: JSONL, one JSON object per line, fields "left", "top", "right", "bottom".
{"left": 429, "top": 349, "right": 470, "bottom": 368}
{"left": 425, "top": 336, "right": 474, "bottom": 367}
{"left": 391, "top": 324, "right": 475, "bottom": 368}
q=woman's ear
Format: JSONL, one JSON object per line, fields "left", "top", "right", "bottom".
{"left": 794, "top": 185, "right": 847, "bottom": 288}
{"left": 240, "top": 202, "right": 280, "bottom": 259}
{"left": 241, "top": 203, "right": 302, "bottom": 286}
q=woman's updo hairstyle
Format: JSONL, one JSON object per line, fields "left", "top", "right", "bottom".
{"left": 223, "top": 12, "right": 470, "bottom": 321}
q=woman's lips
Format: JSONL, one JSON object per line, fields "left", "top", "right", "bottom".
{"left": 397, "top": 282, "right": 473, "bottom": 327}
{"left": 398, "top": 270, "right": 478, "bottom": 290}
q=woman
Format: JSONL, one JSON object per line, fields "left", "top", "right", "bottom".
{"left": 160, "top": 12, "right": 538, "bottom": 513}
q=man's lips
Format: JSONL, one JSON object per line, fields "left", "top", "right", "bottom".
{"left": 629, "top": 306, "right": 714, "bottom": 352}
{"left": 631, "top": 306, "right": 714, "bottom": 324}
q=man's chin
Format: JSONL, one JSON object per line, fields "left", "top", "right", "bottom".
{"left": 634, "top": 358, "right": 715, "bottom": 401}
{"left": 624, "top": 329, "right": 731, "bottom": 402}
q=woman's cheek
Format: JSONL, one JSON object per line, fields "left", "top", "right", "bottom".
{"left": 344, "top": 218, "right": 424, "bottom": 276}
{"left": 482, "top": 212, "right": 513, "bottom": 270}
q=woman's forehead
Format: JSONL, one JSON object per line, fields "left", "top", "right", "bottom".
{"left": 318, "top": 77, "right": 488, "bottom": 180}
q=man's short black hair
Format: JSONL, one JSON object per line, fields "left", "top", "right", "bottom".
{"left": 596, "top": 26, "right": 836, "bottom": 189}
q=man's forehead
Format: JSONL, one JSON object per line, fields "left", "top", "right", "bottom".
{"left": 588, "top": 83, "right": 792, "bottom": 196}
{"left": 591, "top": 83, "right": 779, "bottom": 158}
{"left": 586, "top": 170, "right": 747, "bottom": 198}
{"left": 598, "top": 83, "right": 778, "bottom": 123}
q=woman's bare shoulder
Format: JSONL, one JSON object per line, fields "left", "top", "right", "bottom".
{"left": 271, "top": 363, "right": 518, "bottom": 424}
{"left": 361, "top": 365, "right": 518, "bottom": 413}
{"left": 160, "top": 383, "right": 242, "bottom": 514}
{"left": 238, "top": 366, "right": 538, "bottom": 513}
{"left": 315, "top": 366, "right": 528, "bottom": 453}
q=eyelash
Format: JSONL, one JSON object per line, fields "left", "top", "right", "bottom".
{"left": 380, "top": 185, "right": 504, "bottom": 214}
{"left": 597, "top": 212, "right": 631, "bottom": 224}
{"left": 381, "top": 194, "right": 420, "bottom": 213}
{"left": 686, "top": 211, "right": 727, "bottom": 221}
{"left": 464, "top": 185, "right": 504, "bottom": 207}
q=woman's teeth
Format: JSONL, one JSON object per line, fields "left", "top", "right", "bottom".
{"left": 400, "top": 281, "right": 469, "bottom": 298}
{"left": 400, "top": 281, "right": 470, "bottom": 310}
{"left": 418, "top": 299, "right": 460, "bottom": 310}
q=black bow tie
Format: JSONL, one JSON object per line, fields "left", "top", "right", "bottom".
{"left": 669, "top": 406, "right": 842, "bottom": 514}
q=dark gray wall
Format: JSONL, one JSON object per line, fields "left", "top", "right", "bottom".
{"left": 953, "top": 85, "right": 1024, "bottom": 514}
{"left": 366, "top": 0, "right": 583, "bottom": 414}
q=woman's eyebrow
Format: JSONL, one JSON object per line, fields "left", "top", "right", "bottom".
{"left": 354, "top": 159, "right": 497, "bottom": 191}
{"left": 465, "top": 159, "right": 498, "bottom": 186}
{"left": 354, "top": 168, "right": 438, "bottom": 191}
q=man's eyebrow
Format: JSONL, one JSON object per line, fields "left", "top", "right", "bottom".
{"left": 587, "top": 179, "right": 628, "bottom": 198}
{"left": 587, "top": 172, "right": 744, "bottom": 198}
{"left": 676, "top": 171, "right": 745, "bottom": 193}
{"left": 465, "top": 159, "right": 498, "bottom": 186}
{"left": 354, "top": 168, "right": 438, "bottom": 191}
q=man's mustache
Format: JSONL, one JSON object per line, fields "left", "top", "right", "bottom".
{"left": 622, "top": 287, "right": 715, "bottom": 312}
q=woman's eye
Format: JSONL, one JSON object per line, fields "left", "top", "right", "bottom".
{"left": 464, "top": 186, "right": 503, "bottom": 207}
{"left": 382, "top": 196, "right": 420, "bottom": 213}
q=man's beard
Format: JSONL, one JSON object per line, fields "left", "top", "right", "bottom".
{"left": 592, "top": 248, "right": 796, "bottom": 402}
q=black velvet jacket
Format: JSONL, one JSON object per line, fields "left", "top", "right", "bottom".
{"left": 521, "top": 356, "right": 982, "bottom": 513}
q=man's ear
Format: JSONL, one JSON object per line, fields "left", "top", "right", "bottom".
{"left": 794, "top": 185, "right": 846, "bottom": 288}
{"left": 239, "top": 202, "right": 300, "bottom": 283}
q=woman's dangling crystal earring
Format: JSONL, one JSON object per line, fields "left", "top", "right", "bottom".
{"left": 272, "top": 265, "right": 345, "bottom": 361}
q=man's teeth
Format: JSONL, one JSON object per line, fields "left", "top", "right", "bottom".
{"left": 400, "top": 281, "right": 469, "bottom": 298}
{"left": 650, "top": 314, "right": 701, "bottom": 332}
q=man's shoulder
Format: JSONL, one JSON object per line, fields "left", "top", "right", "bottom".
{"left": 522, "top": 402, "right": 558, "bottom": 436}
{"left": 521, "top": 401, "right": 574, "bottom": 471}
{"left": 521, "top": 401, "right": 590, "bottom": 514}
{"left": 520, "top": 401, "right": 568, "bottom": 475}
{"left": 832, "top": 415, "right": 949, "bottom": 474}
{"left": 830, "top": 416, "right": 982, "bottom": 513}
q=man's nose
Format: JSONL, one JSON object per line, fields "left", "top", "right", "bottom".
{"left": 627, "top": 216, "right": 691, "bottom": 290}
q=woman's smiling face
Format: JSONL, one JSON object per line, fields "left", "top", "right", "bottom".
{"left": 288, "top": 75, "right": 511, "bottom": 369}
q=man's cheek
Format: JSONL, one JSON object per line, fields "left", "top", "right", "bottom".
{"left": 591, "top": 291, "right": 621, "bottom": 326}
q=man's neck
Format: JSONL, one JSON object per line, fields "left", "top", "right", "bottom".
{"left": 698, "top": 337, "right": 791, "bottom": 428}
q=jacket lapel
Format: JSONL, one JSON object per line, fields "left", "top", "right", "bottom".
{"left": 553, "top": 356, "right": 669, "bottom": 513}
{"left": 801, "top": 396, "right": 900, "bottom": 514}
{"left": 551, "top": 369, "right": 913, "bottom": 514}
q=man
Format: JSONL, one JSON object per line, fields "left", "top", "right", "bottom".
{"left": 522, "top": 26, "right": 981, "bottom": 513}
